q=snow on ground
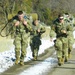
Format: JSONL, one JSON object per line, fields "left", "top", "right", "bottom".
{"left": 73, "top": 30, "right": 75, "bottom": 48}
{"left": 0, "top": 30, "right": 75, "bottom": 75}
{"left": 18, "top": 31, "right": 75, "bottom": 75}
{"left": 19, "top": 57, "right": 57, "bottom": 75}
{"left": 0, "top": 38, "right": 54, "bottom": 74}
{"left": 73, "top": 31, "right": 75, "bottom": 38}
{"left": 25, "top": 38, "right": 55, "bottom": 61}
{"left": 0, "top": 47, "right": 15, "bottom": 73}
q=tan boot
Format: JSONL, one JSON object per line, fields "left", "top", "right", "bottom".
{"left": 33, "top": 56, "right": 37, "bottom": 60}
{"left": 68, "top": 54, "right": 71, "bottom": 59}
{"left": 15, "top": 58, "right": 20, "bottom": 64}
{"left": 20, "top": 61, "right": 24, "bottom": 66}
{"left": 61, "top": 58, "right": 64, "bottom": 64}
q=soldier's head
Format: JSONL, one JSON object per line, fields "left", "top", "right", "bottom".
{"left": 65, "top": 13, "right": 69, "bottom": 16}
{"left": 58, "top": 14, "right": 64, "bottom": 23}
{"left": 17, "top": 10, "right": 24, "bottom": 21}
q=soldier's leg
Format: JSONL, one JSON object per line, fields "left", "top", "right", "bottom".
{"left": 68, "top": 48, "right": 72, "bottom": 58}
{"left": 68, "top": 37, "right": 74, "bottom": 58}
{"left": 33, "top": 44, "right": 40, "bottom": 60}
{"left": 20, "top": 41, "right": 28, "bottom": 65}
{"left": 61, "top": 51, "right": 65, "bottom": 64}
{"left": 33, "top": 37, "right": 41, "bottom": 60}
{"left": 54, "top": 38, "right": 63, "bottom": 66}
{"left": 33, "top": 48, "right": 38, "bottom": 60}
{"left": 68, "top": 44, "right": 72, "bottom": 58}
{"left": 15, "top": 48, "right": 20, "bottom": 64}
{"left": 57, "top": 50, "right": 62, "bottom": 65}
{"left": 30, "top": 45, "right": 38, "bottom": 60}
{"left": 30, "top": 37, "right": 35, "bottom": 58}
{"left": 14, "top": 37, "right": 21, "bottom": 64}
{"left": 62, "top": 37, "right": 68, "bottom": 62}
{"left": 30, "top": 43, "right": 35, "bottom": 57}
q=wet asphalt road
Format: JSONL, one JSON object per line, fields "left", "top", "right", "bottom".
{"left": 46, "top": 48, "right": 75, "bottom": 75}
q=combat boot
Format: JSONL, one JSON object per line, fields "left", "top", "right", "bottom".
{"left": 15, "top": 50, "right": 20, "bottom": 64}
{"left": 64, "top": 56, "right": 68, "bottom": 62}
{"left": 33, "top": 56, "right": 37, "bottom": 60}
{"left": 58, "top": 58, "right": 62, "bottom": 66}
{"left": 19, "top": 61, "right": 24, "bottom": 66}
{"left": 68, "top": 53, "right": 71, "bottom": 59}
{"left": 61, "top": 58, "right": 64, "bottom": 64}
{"left": 15, "top": 58, "right": 20, "bottom": 64}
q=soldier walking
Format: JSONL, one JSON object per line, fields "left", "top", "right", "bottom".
{"left": 30, "top": 20, "right": 45, "bottom": 60}
{"left": 50, "top": 14, "right": 68, "bottom": 66}
{"left": 64, "top": 13, "right": 74, "bottom": 58}
{"left": 13, "top": 11, "right": 31, "bottom": 65}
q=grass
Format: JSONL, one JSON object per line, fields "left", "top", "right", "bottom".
{"left": 0, "top": 37, "right": 14, "bottom": 52}
{"left": 0, "top": 26, "right": 50, "bottom": 53}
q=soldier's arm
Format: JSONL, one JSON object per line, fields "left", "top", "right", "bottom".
{"left": 66, "top": 24, "right": 73, "bottom": 36}
{"left": 61, "top": 24, "right": 67, "bottom": 34}
{"left": 40, "top": 26, "right": 46, "bottom": 33}
{"left": 11, "top": 19, "right": 19, "bottom": 36}
{"left": 23, "top": 20, "right": 33, "bottom": 32}
{"left": 37, "top": 24, "right": 46, "bottom": 33}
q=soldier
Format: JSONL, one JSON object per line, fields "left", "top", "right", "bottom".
{"left": 63, "top": 13, "right": 74, "bottom": 58}
{"left": 13, "top": 11, "right": 31, "bottom": 65}
{"left": 63, "top": 13, "right": 75, "bottom": 27}
{"left": 66, "top": 24, "right": 74, "bottom": 58}
{"left": 50, "top": 14, "right": 68, "bottom": 66}
{"left": 30, "top": 20, "right": 45, "bottom": 60}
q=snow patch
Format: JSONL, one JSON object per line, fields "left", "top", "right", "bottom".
{"left": 0, "top": 38, "right": 54, "bottom": 74}
{"left": 19, "top": 57, "right": 57, "bottom": 75}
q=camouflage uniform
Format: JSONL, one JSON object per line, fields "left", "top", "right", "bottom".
{"left": 30, "top": 22, "right": 45, "bottom": 60}
{"left": 50, "top": 18, "right": 68, "bottom": 66}
{"left": 63, "top": 13, "right": 75, "bottom": 29}
{"left": 13, "top": 19, "right": 31, "bottom": 65}
{"left": 67, "top": 25, "right": 74, "bottom": 58}
{"left": 64, "top": 19, "right": 74, "bottom": 58}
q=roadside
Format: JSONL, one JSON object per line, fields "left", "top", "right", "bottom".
{"left": 0, "top": 47, "right": 55, "bottom": 75}
{"left": 46, "top": 47, "right": 75, "bottom": 75}
{"left": 0, "top": 31, "right": 75, "bottom": 75}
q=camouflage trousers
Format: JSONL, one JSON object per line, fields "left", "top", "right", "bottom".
{"left": 67, "top": 36, "right": 74, "bottom": 54}
{"left": 14, "top": 33, "right": 28, "bottom": 62}
{"left": 30, "top": 45, "right": 39, "bottom": 57}
{"left": 30, "top": 36, "right": 41, "bottom": 57}
{"left": 54, "top": 37, "right": 68, "bottom": 59}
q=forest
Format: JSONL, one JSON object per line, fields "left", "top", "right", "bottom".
{"left": 0, "top": 0, "right": 75, "bottom": 38}
{"left": 0, "top": 0, "right": 75, "bottom": 25}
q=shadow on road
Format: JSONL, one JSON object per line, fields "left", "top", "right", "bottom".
{"left": 54, "top": 66, "right": 75, "bottom": 69}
